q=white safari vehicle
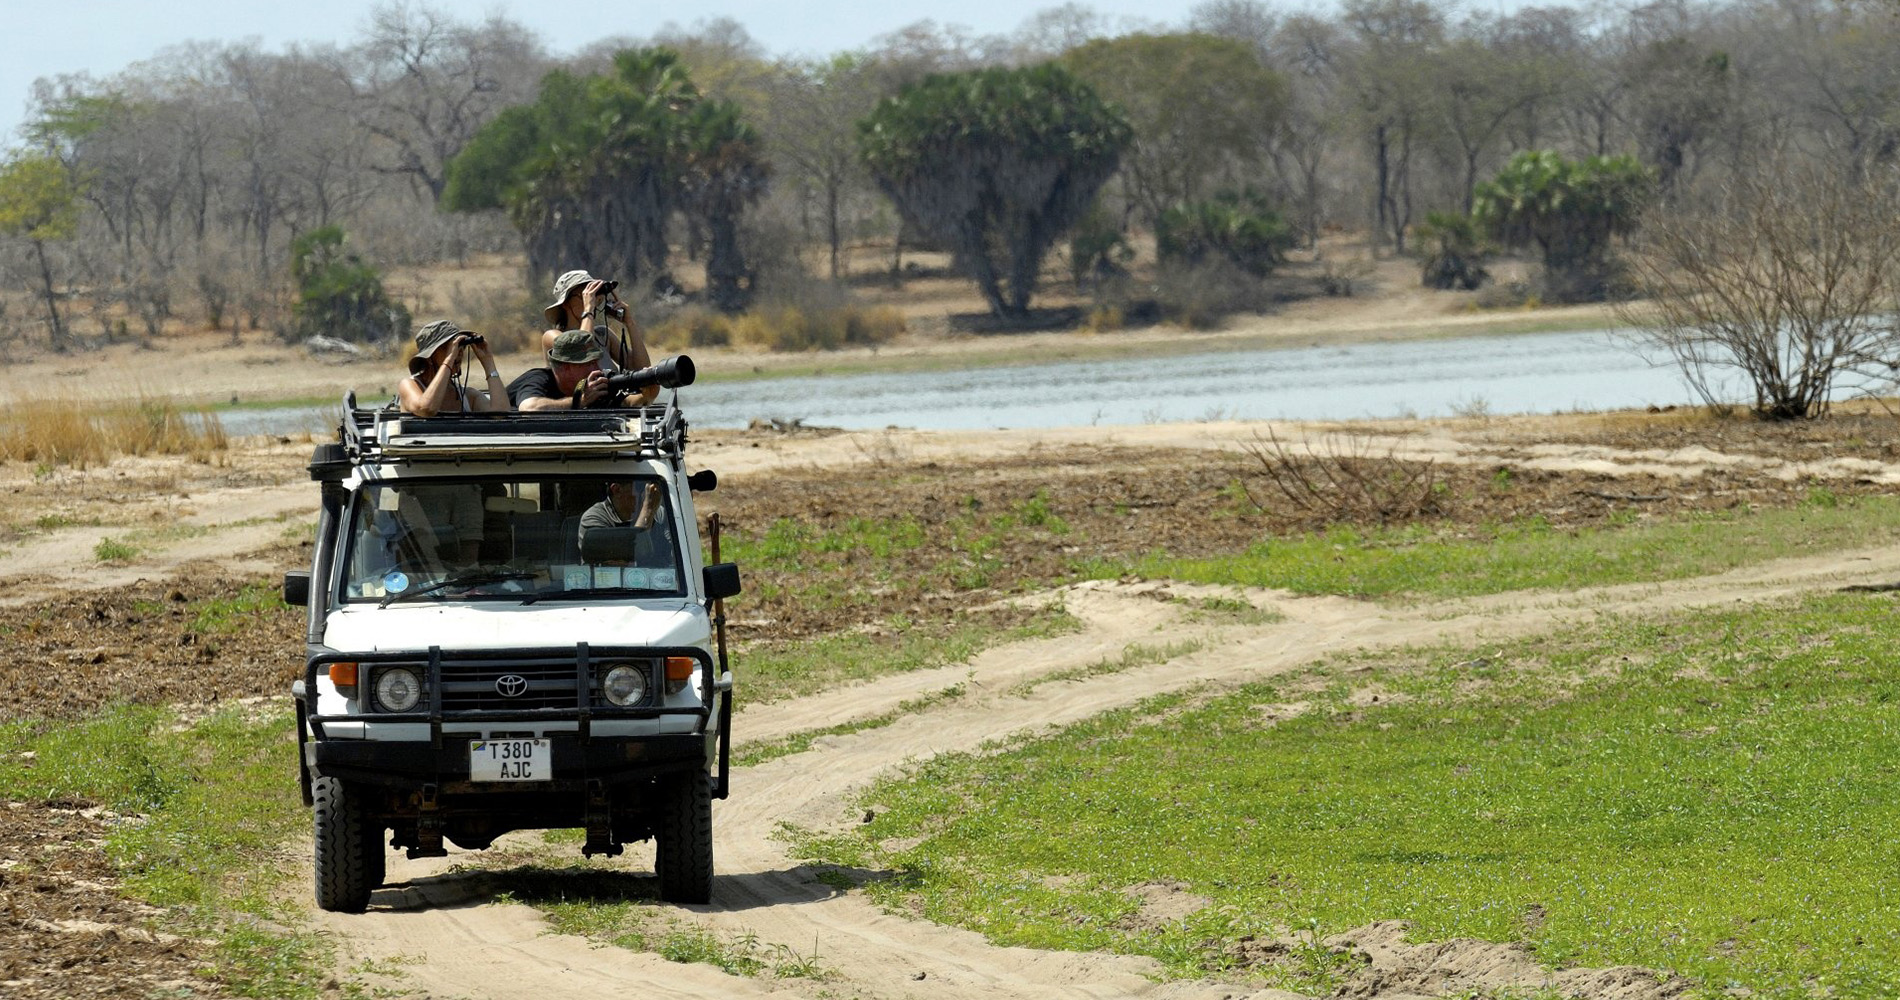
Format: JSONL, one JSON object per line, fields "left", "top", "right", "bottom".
{"left": 283, "top": 379, "right": 738, "bottom": 912}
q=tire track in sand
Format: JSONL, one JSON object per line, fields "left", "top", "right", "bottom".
{"left": 310, "top": 539, "right": 1900, "bottom": 1000}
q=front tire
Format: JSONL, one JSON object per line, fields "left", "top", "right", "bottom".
{"left": 314, "top": 776, "right": 373, "bottom": 913}
{"left": 655, "top": 770, "right": 713, "bottom": 904}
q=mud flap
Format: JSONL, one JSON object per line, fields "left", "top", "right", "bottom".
{"left": 714, "top": 689, "right": 732, "bottom": 800}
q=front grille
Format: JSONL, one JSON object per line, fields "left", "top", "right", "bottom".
{"left": 369, "top": 657, "right": 657, "bottom": 713}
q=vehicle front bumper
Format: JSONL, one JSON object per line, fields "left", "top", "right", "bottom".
{"left": 306, "top": 731, "right": 715, "bottom": 793}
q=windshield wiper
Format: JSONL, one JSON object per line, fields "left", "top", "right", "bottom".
{"left": 379, "top": 570, "right": 538, "bottom": 608}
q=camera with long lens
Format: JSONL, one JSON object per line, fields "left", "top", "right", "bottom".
{"left": 604, "top": 355, "right": 695, "bottom": 396}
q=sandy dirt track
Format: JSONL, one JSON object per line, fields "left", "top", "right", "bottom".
{"left": 301, "top": 436, "right": 1900, "bottom": 1000}
{"left": 313, "top": 541, "right": 1900, "bottom": 1000}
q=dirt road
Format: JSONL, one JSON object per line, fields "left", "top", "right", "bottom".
{"left": 312, "top": 537, "right": 1900, "bottom": 1000}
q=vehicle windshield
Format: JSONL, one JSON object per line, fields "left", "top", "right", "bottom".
{"left": 339, "top": 475, "right": 685, "bottom": 604}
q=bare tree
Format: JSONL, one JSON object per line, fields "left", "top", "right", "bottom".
{"left": 1624, "top": 161, "right": 1900, "bottom": 419}
{"left": 1425, "top": 34, "right": 1556, "bottom": 213}
{"left": 338, "top": 2, "right": 544, "bottom": 204}
{"left": 761, "top": 56, "right": 883, "bottom": 279}
{"left": 1342, "top": 0, "right": 1442, "bottom": 252}
{"left": 1266, "top": 14, "right": 1349, "bottom": 246}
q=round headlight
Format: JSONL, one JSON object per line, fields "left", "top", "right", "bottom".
{"left": 602, "top": 664, "right": 648, "bottom": 706}
{"left": 375, "top": 667, "right": 422, "bottom": 712}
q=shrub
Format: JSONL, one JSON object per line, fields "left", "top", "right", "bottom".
{"left": 646, "top": 305, "right": 734, "bottom": 350}
{"left": 1318, "top": 253, "right": 1376, "bottom": 297}
{"left": 1156, "top": 191, "right": 1297, "bottom": 277}
{"left": 1474, "top": 150, "right": 1651, "bottom": 303}
{"left": 729, "top": 304, "right": 904, "bottom": 351}
{"left": 1154, "top": 260, "right": 1265, "bottom": 330}
{"left": 1067, "top": 202, "right": 1134, "bottom": 293}
{"left": 1084, "top": 304, "right": 1126, "bottom": 332}
{"left": 646, "top": 303, "right": 904, "bottom": 352}
{"left": 1415, "top": 211, "right": 1492, "bottom": 291}
{"left": 289, "top": 226, "right": 410, "bottom": 344}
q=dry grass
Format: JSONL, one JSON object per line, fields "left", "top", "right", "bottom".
{"left": 647, "top": 303, "right": 905, "bottom": 352}
{"left": 0, "top": 395, "right": 228, "bottom": 469}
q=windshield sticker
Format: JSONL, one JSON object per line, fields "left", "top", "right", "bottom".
{"left": 383, "top": 570, "right": 409, "bottom": 593}
{"left": 650, "top": 569, "right": 677, "bottom": 590}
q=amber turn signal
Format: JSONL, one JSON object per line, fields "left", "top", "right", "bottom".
{"left": 664, "top": 657, "right": 696, "bottom": 682}
{"left": 329, "top": 662, "right": 359, "bottom": 687}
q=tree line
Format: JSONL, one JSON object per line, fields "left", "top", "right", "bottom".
{"left": 1, "top": 0, "right": 1896, "bottom": 357}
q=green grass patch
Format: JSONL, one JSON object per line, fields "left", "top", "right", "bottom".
{"left": 740, "top": 604, "right": 1080, "bottom": 706}
{"left": 93, "top": 536, "right": 139, "bottom": 562}
{"left": 0, "top": 703, "right": 329, "bottom": 996}
{"left": 724, "top": 515, "right": 927, "bottom": 569}
{"left": 1176, "top": 594, "right": 1284, "bottom": 627}
{"left": 1092, "top": 495, "right": 1900, "bottom": 598}
{"left": 189, "top": 579, "right": 288, "bottom": 634}
{"left": 34, "top": 512, "right": 99, "bottom": 531}
{"left": 795, "top": 592, "right": 1900, "bottom": 997}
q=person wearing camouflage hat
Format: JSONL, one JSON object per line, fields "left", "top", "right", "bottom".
{"left": 398, "top": 319, "right": 510, "bottom": 416}
{"left": 539, "top": 269, "right": 658, "bottom": 405}
{"left": 508, "top": 329, "right": 633, "bottom": 411}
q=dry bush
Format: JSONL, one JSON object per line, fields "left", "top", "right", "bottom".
{"left": 449, "top": 281, "right": 542, "bottom": 356}
{"left": 1155, "top": 260, "right": 1265, "bottom": 330}
{"left": 1238, "top": 428, "right": 1443, "bottom": 525}
{"left": 1624, "top": 161, "right": 1900, "bottom": 419}
{"left": 0, "top": 395, "right": 228, "bottom": 468}
{"left": 851, "top": 430, "right": 914, "bottom": 467}
{"left": 1084, "top": 304, "right": 1126, "bottom": 332}
{"left": 726, "top": 304, "right": 904, "bottom": 351}
{"left": 1317, "top": 253, "right": 1376, "bottom": 297}
{"left": 645, "top": 305, "right": 734, "bottom": 350}
{"left": 1474, "top": 280, "right": 1539, "bottom": 310}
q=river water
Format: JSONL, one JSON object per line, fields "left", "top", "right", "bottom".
{"left": 222, "top": 328, "right": 1705, "bottom": 437}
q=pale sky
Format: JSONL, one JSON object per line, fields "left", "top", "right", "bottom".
{"left": 0, "top": 0, "right": 1225, "bottom": 148}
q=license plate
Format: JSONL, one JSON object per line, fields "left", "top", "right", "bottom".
{"left": 469, "top": 739, "right": 550, "bottom": 782}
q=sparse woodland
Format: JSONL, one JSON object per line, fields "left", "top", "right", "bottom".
{"left": 5, "top": 0, "right": 1900, "bottom": 415}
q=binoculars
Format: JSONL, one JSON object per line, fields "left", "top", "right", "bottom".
{"left": 604, "top": 354, "right": 695, "bottom": 395}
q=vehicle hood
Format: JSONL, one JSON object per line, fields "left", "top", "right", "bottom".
{"left": 320, "top": 601, "right": 711, "bottom": 653}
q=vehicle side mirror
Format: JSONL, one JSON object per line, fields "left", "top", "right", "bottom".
{"left": 283, "top": 570, "right": 310, "bottom": 607}
{"left": 688, "top": 470, "right": 717, "bottom": 492}
{"left": 703, "top": 562, "right": 741, "bottom": 601}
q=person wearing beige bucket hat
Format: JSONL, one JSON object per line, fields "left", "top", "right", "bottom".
{"left": 397, "top": 319, "right": 511, "bottom": 416}
{"left": 539, "top": 269, "right": 659, "bottom": 405}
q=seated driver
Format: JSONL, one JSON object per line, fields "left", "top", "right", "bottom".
{"left": 578, "top": 479, "right": 663, "bottom": 563}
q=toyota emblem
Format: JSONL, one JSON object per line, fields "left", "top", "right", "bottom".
{"left": 495, "top": 674, "right": 529, "bottom": 698}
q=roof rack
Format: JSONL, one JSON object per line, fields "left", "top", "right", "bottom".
{"left": 334, "top": 391, "right": 689, "bottom": 465}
